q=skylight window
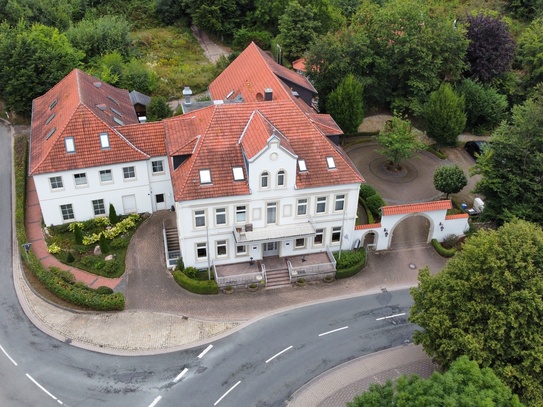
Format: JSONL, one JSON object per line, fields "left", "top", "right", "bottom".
{"left": 65, "top": 137, "right": 75, "bottom": 153}
{"left": 113, "top": 117, "right": 124, "bottom": 126}
{"left": 45, "top": 127, "right": 56, "bottom": 140}
{"left": 298, "top": 159, "right": 307, "bottom": 172}
{"left": 45, "top": 112, "right": 56, "bottom": 124}
{"left": 107, "top": 95, "right": 120, "bottom": 105}
{"left": 111, "top": 107, "right": 122, "bottom": 117}
{"left": 100, "top": 132, "right": 110, "bottom": 149}
{"left": 200, "top": 169, "right": 212, "bottom": 184}
{"left": 96, "top": 104, "right": 106, "bottom": 111}
{"left": 326, "top": 156, "right": 336, "bottom": 169}
{"left": 226, "top": 90, "right": 234, "bottom": 99}
{"left": 49, "top": 98, "right": 58, "bottom": 110}
{"left": 232, "top": 166, "right": 244, "bottom": 181}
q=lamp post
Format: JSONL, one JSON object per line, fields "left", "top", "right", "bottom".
{"left": 276, "top": 44, "right": 282, "bottom": 65}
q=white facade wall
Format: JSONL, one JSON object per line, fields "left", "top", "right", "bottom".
{"left": 35, "top": 157, "right": 173, "bottom": 225}
{"left": 175, "top": 138, "right": 361, "bottom": 268}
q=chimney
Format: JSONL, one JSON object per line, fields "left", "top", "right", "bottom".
{"left": 264, "top": 88, "right": 273, "bottom": 101}
{"left": 182, "top": 86, "right": 192, "bottom": 105}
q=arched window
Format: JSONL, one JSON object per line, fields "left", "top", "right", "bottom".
{"left": 261, "top": 171, "right": 269, "bottom": 188}
{"left": 277, "top": 170, "right": 285, "bottom": 187}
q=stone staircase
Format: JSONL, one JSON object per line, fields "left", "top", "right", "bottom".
{"left": 262, "top": 258, "right": 291, "bottom": 288}
{"left": 165, "top": 227, "right": 180, "bottom": 251}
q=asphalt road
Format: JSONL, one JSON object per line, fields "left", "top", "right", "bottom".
{"left": 0, "top": 122, "right": 416, "bottom": 406}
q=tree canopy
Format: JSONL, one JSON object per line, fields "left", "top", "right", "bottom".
{"left": 424, "top": 83, "right": 466, "bottom": 146}
{"left": 473, "top": 88, "right": 543, "bottom": 224}
{"left": 410, "top": 219, "right": 543, "bottom": 406}
{"left": 433, "top": 164, "right": 467, "bottom": 199}
{"left": 326, "top": 74, "right": 364, "bottom": 134}
{"left": 376, "top": 115, "right": 425, "bottom": 170}
{"left": 347, "top": 356, "right": 523, "bottom": 407}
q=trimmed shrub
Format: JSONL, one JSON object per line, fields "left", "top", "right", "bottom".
{"left": 176, "top": 257, "right": 185, "bottom": 272}
{"left": 96, "top": 286, "right": 114, "bottom": 295}
{"left": 359, "top": 197, "right": 375, "bottom": 224}
{"left": 366, "top": 194, "right": 385, "bottom": 216}
{"left": 183, "top": 266, "right": 198, "bottom": 279}
{"left": 99, "top": 233, "right": 109, "bottom": 254}
{"left": 103, "top": 260, "right": 119, "bottom": 276}
{"left": 359, "top": 184, "right": 377, "bottom": 200}
{"left": 66, "top": 251, "right": 75, "bottom": 263}
{"left": 173, "top": 271, "right": 219, "bottom": 294}
{"left": 50, "top": 266, "right": 76, "bottom": 284}
{"left": 431, "top": 239, "right": 456, "bottom": 258}
{"left": 73, "top": 223, "right": 83, "bottom": 245}
{"left": 109, "top": 203, "right": 119, "bottom": 224}
{"left": 334, "top": 248, "right": 366, "bottom": 279}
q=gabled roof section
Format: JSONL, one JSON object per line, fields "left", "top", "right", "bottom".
{"left": 307, "top": 113, "right": 343, "bottom": 136}
{"left": 116, "top": 121, "right": 166, "bottom": 157}
{"left": 129, "top": 90, "right": 151, "bottom": 106}
{"left": 209, "top": 42, "right": 316, "bottom": 104}
{"left": 30, "top": 69, "right": 143, "bottom": 175}
{"left": 164, "top": 99, "right": 363, "bottom": 202}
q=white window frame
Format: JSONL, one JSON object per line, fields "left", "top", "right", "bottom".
{"left": 100, "top": 132, "right": 110, "bottom": 149}
{"left": 196, "top": 242, "right": 207, "bottom": 259}
{"left": 295, "top": 238, "right": 306, "bottom": 249}
{"left": 335, "top": 194, "right": 345, "bottom": 211}
{"left": 314, "top": 228, "right": 324, "bottom": 246}
{"left": 65, "top": 137, "right": 75, "bottom": 153}
{"left": 49, "top": 176, "right": 63, "bottom": 190}
{"left": 266, "top": 202, "right": 277, "bottom": 224}
{"left": 298, "top": 159, "right": 307, "bottom": 172}
{"left": 92, "top": 199, "right": 106, "bottom": 216}
{"left": 297, "top": 198, "right": 308, "bottom": 216}
{"left": 232, "top": 166, "right": 244, "bottom": 181}
{"left": 236, "top": 244, "right": 247, "bottom": 256}
{"left": 123, "top": 166, "right": 136, "bottom": 180}
{"left": 199, "top": 169, "right": 211, "bottom": 184}
{"left": 73, "top": 173, "right": 87, "bottom": 187}
{"left": 316, "top": 196, "right": 327, "bottom": 214}
{"left": 261, "top": 171, "right": 269, "bottom": 188}
{"left": 277, "top": 170, "right": 286, "bottom": 187}
{"left": 216, "top": 240, "right": 227, "bottom": 257}
{"left": 236, "top": 205, "right": 247, "bottom": 223}
{"left": 331, "top": 226, "right": 342, "bottom": 244}
{"left": 194, "top": 210, "right": 206, "bottom": 228}
{"left": 215, "top": 208, "right": 226, "bottom": 226}
{"left": 152, "top": 160, "right": 165, "bottom": 174}
{"left": 99, "top": 169, "right": 113, "bottom": 183}
{"left": 60, "top": 204, "right": 74, "bottom": 221}
{"left": 326, "top": 156, "right": 336, "bottom": 169}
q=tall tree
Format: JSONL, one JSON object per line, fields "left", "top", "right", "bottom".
{"left": 466, "top": 14, "right": 516, "bottom": 83}
{"left": 424, "top": 83, "right": 466, "bottom": 146}
{"left": 0, "top": 22, "right": 83, "bottom": 116}
{"left": 147, "top": 97, "right": 172, "bottom": 122}
{"left": 326, "top": 74, "right": 364, "bottom": 134}
{"left": 410, "top": 219, "right": 543, "bottom": 406}
{"left": 473, "top": 88, "right": 543, "bottom": 224}
{"left": 375, "top": 115, "right": 425, "bottom": 171}
{"left": 348, "top": 356, "right": 523, "bottom": 407}
{"left": 516, "top": 18, "right": 543, "bottom": 96}
{"left": 433, "top": 164, "right": 467, "bottom": 199}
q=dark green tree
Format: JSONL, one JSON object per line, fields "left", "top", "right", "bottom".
{"left": 473, "top": 88, "right": 543, "bottom": 224}
{"left": 99, "top": 233, "right": 109, "bottom": 254}
{"left": 410, "top": 219, "right": 543, "bottom": 406}
{"left": 359, "top": 184, "right": 377, "bottom": 201}
{"left": 433, "top": 164, "right": 468, "bottom": 199}
{"left": 348, "top": 356, "right": 523, "bottom": 407}
{"left": 155, "top": 0, "right": 186, "bottom": 25}
{"left": 424, "top": 83, "right": 466, "bottom": 146}
{"left": 73, "top": 223, "right": 83, "bottom": 245}
{"left": 326, "top": 74, "right": 364, "bottom": 134}
{"left": 147, "top": 97, "right": 172, "bottom": 122}
{"left": 376, "top": 115, "right": 425, "bottom": 171}
{"left": 0, "top": 22, "right": 83, "bottom": 116}
{"left": 108, "top": 203, "right": 119, "bottom": 225}
{"left": 366, "top": 194, "right": 385, "bottom": 216}
{"left": 516, "top": 18, "right": 543, "bottom": 96}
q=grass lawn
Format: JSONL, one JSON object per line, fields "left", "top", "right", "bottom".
{"left": 131, "top": 26, "right": 217, "bottom": 99}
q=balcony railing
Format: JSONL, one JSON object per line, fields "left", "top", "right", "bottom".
{"left": 213, "top": 260, "right": 266, "bottom": 288}
{"left": 287, "top": 247, "right": 336, "bottom": 282}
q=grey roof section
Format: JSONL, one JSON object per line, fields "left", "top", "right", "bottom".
{"left": 129, "top": 90, "right": 151, "bottom": 106}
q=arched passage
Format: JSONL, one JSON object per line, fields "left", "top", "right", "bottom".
{"left": 362, "top": 231, "right": 377, "bottom": 249}
{"left": 389, "top": 214, "right": 431, "bottom": 249}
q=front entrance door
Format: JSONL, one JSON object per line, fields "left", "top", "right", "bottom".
{"left": 155, "top": 193, "right": 166, "bottom": 210}
{"left": 263, "top": 241, "right": 279, "bottom": 257}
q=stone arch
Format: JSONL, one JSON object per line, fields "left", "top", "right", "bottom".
{"left": 361, "top": 231, "right": 377, "bottom": 250}
{"left": 389, "top": 213, "right": 433, "bottom": 249}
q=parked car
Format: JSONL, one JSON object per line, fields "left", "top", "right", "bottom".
{"left": 464, "top": 140, "right": 489, "bottom": 160}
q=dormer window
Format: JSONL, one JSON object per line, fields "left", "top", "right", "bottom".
{"left": 200, "top": 169, "right": 212, "bottom": 184}
{"left": 326, "top": 156, "right": 336, "bottom": 169}
{"left": 100, "top": 132, "right": 110, "bottom": 149}
{"left": 298, "top": 159, "right": 307, "bottom": 172}
{"left": 261, "top": 171, "right": 269, "bottom": 188}
{"left": 65, "top": 137, "right": 75, "bottom": 153}
{"left": 232, "top": 166, "right": 244, "bottom": 181}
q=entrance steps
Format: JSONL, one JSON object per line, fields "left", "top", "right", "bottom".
{"left": 165, "top": 227, "right": 180, "bottom": 251}
{"left": 265, "top": 268, "right": 291, "bottom": 288}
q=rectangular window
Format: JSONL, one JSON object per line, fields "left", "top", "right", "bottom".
{"left": 297, "top": 198, "right": 307, "bottom": 216}
{"left": 92, "top": 199, "right": 106, "bottom": 216}
{"left": 152, "top": 160, "right": 164, "bottom": 174}
{"left": 74, "top": 173, "right": 87, "bottom": 186}
{"left": 236, "top": 205, "right": 246, "bottom": 223}
{"left": 232, "top": 166, "right": 244, "bottom": 181}
{"left": 65, "top": 137, "right": 75, "bottom": 153}
{"left": 215, "top": 208, "right": 226, "bottom": 225}
{"left": 298, "top": 159, "right": 307, "bottom": 172}
{"left": 326, "top": 156, "right": 336, "bottom": 169}
{"left": 50, "top": 176, "right": 63, "bottom": 190}
{"left": 314, "top": 228, "right": 324, "bottom": 245}
{"left": 100, "top": 132, "right": 110, "bottom": 149}
{"left": 60, "top": 204, "right": 74, "bottom": 221}
{"left": 261, "top": 172, "right": 269, "bottom": 188}
{"left": 332, "top": 226, "right": 342, "bottom": 243}
{"left": 123, "top": 166, "right": 136, "bottom": 180}
{"left": 295, "top": 238, "right": 306, "bottom": 248}
{"left": 216, "top": 240, "right": 227, "bottom": 257}
{"left": 199, "top": 169, "right": 211, "bottom": 184}
{"left": 196, "top": 242, "right": 207, "bottom": 259}
{"left": 335, "top": 194, "right": 345, "bottom": 211}
{"left": 267, "top": 202, "right": 277, "bottom": 224}
{"left": 277, "top": 170, "right": 285, "bottom": 187}
{"left": 99, "top": 169, "right": 113, "bottom": 183}
{"left": 316, "top": 197, "right": 327, "bottom": 214}
{"left": 236, "top": 245, "right": 247, "bottom": 255}
{"left": 195, "top": 210, "right": 206, "bottom": 227}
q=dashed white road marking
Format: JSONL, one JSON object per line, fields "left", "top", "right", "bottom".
{"left": 198, "top": 344, "right": 213, "bottom": 359}
{"left": 148, "top": 395, "right": 162, "bottom": 407}
{"left": 214, "top": 381, "right": 241, "bottom": 406}
{"left": 265, "top": 346, "right": 293, "bottom": 364}
{"left": 0, "top": 344, "right": 18, "bottom": 365}
{"left": 173, "top": 368, "right": 188, "bottom": 383}
{"left": 376, "top": 313, "right": 406, "bottom": 321}
{"left": 318, "top": 326, "right": 349, "bottom": 337}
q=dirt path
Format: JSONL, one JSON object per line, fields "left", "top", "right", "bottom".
{"left": 190, "top": 26, "right": 231, "bottom": 63}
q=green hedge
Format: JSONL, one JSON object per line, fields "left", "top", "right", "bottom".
{"left": 431, "top": 239, "right": 456, "bottom": 258}
{"left": 359, "top": 197, "right": 375, "bottom": 224}
{"left": 334, "top": 248, "right": 366, "bottom": 279}
{"left": 173, "top": 271, "right": 219, "bottom": 294}
{"left": 14, "top": 135, "right": 125, "bottom": 311}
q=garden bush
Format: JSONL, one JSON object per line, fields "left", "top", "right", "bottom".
{"left": 96, "top": 286, "right": 114, "bottom": 295}
{"left": 109, "top": 203, "right": 119, "bottom": 224}
{"left": 359, "top": 184, "right": 377, "bottom": 200}
{"left": 103, "top": 260, "right": 120, "bottom": 276}
{"left": 66, "top": 251, "right": 75, "bottom": 263}
{"left": 183, "top": 266, "right": 198, "bottom": 279}
{"left": 334, "top": 248, "right": 366, "bottom": 279}
{"left": 50, "top": 266, "right": 76, "bottom": 284}
{"left": 359, "top": 197, "right": 375, "bottom": 224}
{"left": 431, "top": 239, "right": 456, "bottom": 258}
{"left": 73, "top": 223, "right": 83, "bottom": 244}
{"left": 176, "top": 257, "right": 184, "bottom": 272}
{"left": 366, "top": 194, "right": 385, "bottom": 217}
{"left": 172, "top": 271, "right": 219, "bottom": 295}
{"left": 99, "top": 233, "right": 109, "bottom": 254}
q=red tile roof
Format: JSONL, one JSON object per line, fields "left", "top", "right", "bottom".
{"left": 308, "top": 113, "right": 343, "bottom": 136}
{"left": 117, "top": 121, "right": 167, "bottom": 157}
{"left": 209, "top": 42, "right": 316, "bottom": 104}
{"left": 30, "top": 69, "right": 145, "bottom": 175}
{"left": 355, "top": 223, "right": 382, "bottom": 230}
{"left": 382, "top": 200, "right": 452, "bottom": 216}
{"left": 445, "top": 213, "right": 469, "bottom": 220}
{"left": 164, "top": 99, "right": 364, "bottom": 201}
{"left": 292, "top": 58, "right": 306, "bottom": 72}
